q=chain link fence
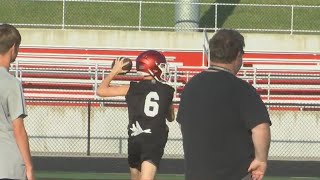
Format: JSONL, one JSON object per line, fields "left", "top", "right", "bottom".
{"left": 1, "top": 1, "right": 320, "bottom": 34}
{"left": 25, "top": 99, "right": 320, "bottom": 161}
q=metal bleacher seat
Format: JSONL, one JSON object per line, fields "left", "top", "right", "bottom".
{"left": 240, "top": 63, "right": 320, "bottom": 104}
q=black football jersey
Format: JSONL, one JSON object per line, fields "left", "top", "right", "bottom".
{"left": 125, "top": 80, "right": 174, "bottom": 137}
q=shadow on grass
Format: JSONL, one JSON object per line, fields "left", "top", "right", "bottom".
{"left": 199, "top": 0, "right": 241, "bottom": 31}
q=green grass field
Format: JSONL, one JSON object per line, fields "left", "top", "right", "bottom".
{"left": 0, "top": 0, "right": 320, "bottom": 32}
{"left": 36, "top": 171, "right": 320, "bottom": 180}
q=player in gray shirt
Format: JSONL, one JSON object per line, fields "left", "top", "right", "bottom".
{"left": 0, "top": 24, "right": 35, "bottom": 180}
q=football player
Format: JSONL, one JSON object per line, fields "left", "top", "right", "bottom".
{"left": 97, "top": 50, "right": 175, "bottom": 180}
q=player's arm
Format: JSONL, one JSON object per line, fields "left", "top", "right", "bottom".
{"left": 239, "top": 84, "right": 271, "bottom": 180}
{"left": 166, "top": 104, "right": 175, "bottom": 122}
{"left": 248, "top": 122, "right": 271, "bottom": 180}
{"left": 96, "top": 59, "right": 130, "bottom": 97}
{"left": 252, "top": 122, "right": 271, "bottom": 162}
{"left": 13, "top": 117, "right": 35, "bottom": 180}
{"left": 240, "top": 84, "right": 271, "bottom": 162}
{"left": 8, "top": 80, "right": 35, "bottom": 179}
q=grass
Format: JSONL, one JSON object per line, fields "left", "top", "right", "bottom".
{"left": 0, "top": 0, "right": 320, "bottom": 32}
{"left": 36, "top": 171, "right": 320, "bottom": 180}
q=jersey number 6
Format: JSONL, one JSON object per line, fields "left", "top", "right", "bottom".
{"left": 144, "top": 92, "right": 159, "bottom": 117}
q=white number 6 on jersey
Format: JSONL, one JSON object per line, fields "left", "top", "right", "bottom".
{"left": 144, "top": 92, "right": 159, "bottom": 117}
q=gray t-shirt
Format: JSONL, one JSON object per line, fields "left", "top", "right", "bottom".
{"left": 0, "top": 67, "right": 28, "bottom": 179}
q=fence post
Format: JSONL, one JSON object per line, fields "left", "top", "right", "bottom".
{"left": 215, "top": 3, "right": 218, "bottom": 31}
{"left": 94, "top": 63, "right": 98, "bottom": 99}
{"left": 290, "top": 5, "right": 294, "bottom": 35}
{"left": 267, "top": 73, "right": 271, "bottom": 103}
{"left": 119, "top": 138, "right": 122, "bottom": 154}
{"left": 202, "top": 30, "right": 205, "bottom": 67}
{"left": 139, "top": 1, "right": 142, "bottom": 31}
{"left": 253, "top": 67, "right": 257, "bottom": 85}
{"left": 87, "top": 100, "right": 91, "bottom": 156}
{"left": 62, "top": 0, "right": 66, "bottom": 29}
{"left": 173, "top": 65, "right": 178, "bottom": 99}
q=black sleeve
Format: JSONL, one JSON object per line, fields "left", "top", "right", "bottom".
{"left": 176, "top": 90, "right": 185, "bottom": 124}
{"left": 168, "top": 86, "right": 175, "bottom": 101}
{"left": 125, "top": 81, "right": 137, "bottom": 97}
{"left": 239, "top": 82, "right": 271, "bottom": 130}
{"left": 165, "top": 85, "right": 175, "bottom": 120}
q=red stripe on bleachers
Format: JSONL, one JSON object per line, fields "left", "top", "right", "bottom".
{"left": 19, "top": 47, "right": 204, "bottom": 66}
{"left": 19, "top": 47, "right": 320, "bottom": 67}
{"left": 22, "top": 82, "right": 93, "bottom": 90}
{"left": 244, "top": 53, "right": 320, "bottom": 60}
{"left": 256, "top": 88, "right": 320, "bottom": 95}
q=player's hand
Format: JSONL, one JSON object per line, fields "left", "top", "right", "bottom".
{"left": 26, "top": 168, "right": 36, "bottom": 180}
{"left": 247, "top": 159, "right": 267, "bottom": 180}
{"left": 111, "top": 58, "right": 129, "bottom": 75}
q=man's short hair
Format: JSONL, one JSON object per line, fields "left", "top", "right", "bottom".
{"left": 0, "top": 24, "right": 21, "bottom": 54}
{"left": 209, "top": 29, "right": 245, "bottom": 64}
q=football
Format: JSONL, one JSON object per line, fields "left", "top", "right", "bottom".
{"left": 111, "top": 57, "right": 132, "bottom": 74}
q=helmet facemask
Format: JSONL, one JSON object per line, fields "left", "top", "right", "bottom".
{"left": 158, "top": 63, "right": 170, "bottom": 82}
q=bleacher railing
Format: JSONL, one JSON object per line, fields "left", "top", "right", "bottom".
{"left": 11, "top": 49, "right": 320, "bottom": 104}
{"left": 1, "top": 1, "right": 320, "bottom": 34}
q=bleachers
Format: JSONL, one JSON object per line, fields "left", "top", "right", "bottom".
{"left": 13, "top": 47, "right": 186, "bottom": 100}
{"left": 243, "top": 51, "right": 320, "bottom": 66}
{"left": 11, "top": 46, "right": 320, "bottom": 106}
{"left": 240, "top": 67, "right": 320, "bottom": 103}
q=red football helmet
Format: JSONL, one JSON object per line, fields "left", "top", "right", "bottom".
{"left": 136, "top": 50, "right": 169, "bottom": 81}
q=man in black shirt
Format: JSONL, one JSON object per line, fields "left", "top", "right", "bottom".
{"left": 97, "top": 50, "right": 175, "bottom": 180}
{"left": 177, "top": 29, "right": 271, "bottom": 180}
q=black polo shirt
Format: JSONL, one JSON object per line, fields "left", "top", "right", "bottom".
{"left": 177, "top": 69, "right": 271, "bottom": 180}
